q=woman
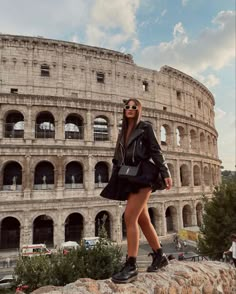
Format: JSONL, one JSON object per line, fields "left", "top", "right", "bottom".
{"left": 100, "top": 99, "right": 172, "bottom": 283}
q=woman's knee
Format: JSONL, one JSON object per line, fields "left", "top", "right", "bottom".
{"left": 124, "top": 211, "right": 138, "bottom": 227}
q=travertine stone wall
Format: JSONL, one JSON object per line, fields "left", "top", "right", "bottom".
{"left": 0, "top": 34, "right": 221, "bottom": 248}
{"left": 29, "top": 261, "right": 236, "bottom": 294}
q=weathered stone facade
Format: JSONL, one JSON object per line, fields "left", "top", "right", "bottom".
{"left": 0, "top": 34, "right": 221, "bottom": 249}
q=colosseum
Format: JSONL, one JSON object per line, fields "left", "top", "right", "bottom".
{"left": 0, "top": 34, "right": 221, "bottom": 250}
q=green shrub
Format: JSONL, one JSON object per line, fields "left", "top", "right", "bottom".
{"left": 14, "top": 238, "right": 122, "bottom": 293}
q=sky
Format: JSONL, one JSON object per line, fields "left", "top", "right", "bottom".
{"left": 0, "top": 0, "right": 235, "bottom": 170}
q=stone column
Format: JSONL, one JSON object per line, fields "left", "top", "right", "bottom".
{"left": 54, "top": 211, "right": 64, "bottom": 247}
{"left": 161, "top": 203, "right": 166, "bottom": 236}
{"left": 0, "top": 118, "right": 3, "bottom": 138}
{"left": 23, "top": 155, "right": 31, "bottom": 199}
{"left": 177, "top": 202, "right": 183, "bottom": 230}
{"left": 84, "top": 155, "right": 94, "bottom": 192}
{"left": 191, "top": 201, "right": 197, "bottom": 226}
{"left": 85, "top": 110, "right": 93, "bottom": 142}
{"left": 83, "top": 215, "right": 95, "bottom": 237}
{"left": 189, "top": 160, "right": 194, "bottom": 188}
{"left": 176, "top": 159, "right": 181, "bottom": 188}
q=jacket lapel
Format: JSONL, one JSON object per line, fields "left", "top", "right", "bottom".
{"left": 126, "top": 128, "right": 144, "bottom": 147}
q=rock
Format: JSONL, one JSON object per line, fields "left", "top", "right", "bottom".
{"left": 31, "top": 261, "right": 236, "bottom": 294}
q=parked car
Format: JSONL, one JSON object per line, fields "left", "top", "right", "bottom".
{"left": 0, "top": 274, "right": 15, "bottom": 289}
{"left": 21, "top": 243, "right": 51, "bottom": 258}
{"left": 60, "top": 241, "right": 79, "bottom": 254}
{"left": 82, "top": 237, "right": 100, "bottom": 249}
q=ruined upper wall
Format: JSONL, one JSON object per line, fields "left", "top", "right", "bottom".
{"left": 0, "top": 34, "right": 216, "bottom": 127}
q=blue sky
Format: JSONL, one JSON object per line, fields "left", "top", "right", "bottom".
{"left": 0, "top": 0, "right": 235, "bottom": 170}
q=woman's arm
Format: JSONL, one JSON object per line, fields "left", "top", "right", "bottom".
{"left": 146, "top": 123, "right": 171, "bottom": 180}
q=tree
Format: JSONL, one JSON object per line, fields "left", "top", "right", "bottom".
{"left": 197, "top": 178, "right": 236, "bottom": 260}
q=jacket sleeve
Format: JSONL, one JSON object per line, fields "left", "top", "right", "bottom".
{"left": 145, "top": 123, "right": 171, "bottom": 179}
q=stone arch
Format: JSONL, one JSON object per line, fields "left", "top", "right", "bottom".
{"left": 182, "top": 204, "right": 192, "bottom": 227}
{"left": 2, "top": 161, "right": 23, "bottom": 191}
{"left": 94, "top": 115, "right": 109, "bottom": 141}
{"left": 180, "top": 164, "right": 190, "bottom": 186}
{"left": 0, "top": 216, "right": 21, "bottom": 249}
{"left": 94, "top": 161, "right": 109, "bottom": 187}
{"left": 167, "top": 163, "right": 175, "bottom": 186}
{"left": 33, "top": 214, "right": 54, "bottom": 246}
{"left": 95, "top": 210, "right": 111, "bottom": 239}
{"left": 193, "top": 165, "right": 201, "bottom": 186}
{"left": 34, "top": 161, "right": 55, "bottom": 189}
{"left": 35, "top": 111, "right": 55, "bottom": 138}
{"left": 190, "top": 129, "right": 198, "bottom": 151}
{"left": 200, "top": 132, "right": 205, "bottom": 153}
{"left": 176, "top": 126, "right": 185, "bottom": 147}
{"left": 207, "top": 135, "right": 212, "bottom": 154}
{"left": 196, "top": 202, "right": 203, "bottom": 227}
{"left": 65, "top": 113, "right": 84, "bottom": 139}
{"left": 65, "top": 161, "right": 83, "bottom": 189}
{"left": 4, "top": 110, "right": 24, "bottom": 138}
{"left": 165, "top": 206, "right": 178, "bottom": 232}
{"left": 203, "top": 166, "right": 210, "bottom": 186}
{"left": 160, "top": 124, "right": 171, "bottom": 146}
{"left": 65, "top": 213, "right": 84, "bottom": 242}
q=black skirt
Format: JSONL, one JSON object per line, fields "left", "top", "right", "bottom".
{"left": 100, "top": 161, "right": 166, "bottom": 201}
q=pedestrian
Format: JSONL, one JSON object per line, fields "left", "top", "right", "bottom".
{"left": 101, "top": 98, "right": 172, "bottom": 283}
{"left": 6, "top": 257, "right": 10, "bottom": 268}
{"left": 224, "top": 233, "right": 236, "bottom": 267}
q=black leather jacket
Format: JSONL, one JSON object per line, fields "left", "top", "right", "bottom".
{"left": 113, "top": 121, "right": 170, "bottom": 179}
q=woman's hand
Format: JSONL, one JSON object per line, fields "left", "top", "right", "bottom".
{"left": 164, "top": 177, "right": 172, "bottom": 190}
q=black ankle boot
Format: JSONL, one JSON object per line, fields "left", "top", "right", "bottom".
{"left": 112, "top": 256, "right": 138, "bottom": 284}
{"left": 147, "top": 248, "right": 168, "bottom": 272}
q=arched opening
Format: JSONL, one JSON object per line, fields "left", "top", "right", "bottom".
{"left": 65, "top": 213, "right": 84, "bottom": 242}
{"left": 200, "top": 132, "right": 205, "bottom": 153}
{"left": 0, "top": 217, "right": 20, "bottom": 249}
{"left": 180, "top": 164, "right": 189, "bottom": 186}
{"left": 2, "top": 161, "right": 22, "bottom": 191}
{"left": 176, "top": 126, "right": 185, "bottom": 147}
{"left": 182, "top": 205, "right": 192, "bottom": 227}
{"left": 196, "top": 203, "right": 203, "bottom": 227}
{"left": 35, "top": 111, "right": 55, "bottom": 138}
{"left": 65, "top": 161, "right": 83, "bottom": 189}
{"left": 165, "top": 206, "right": 177, "bottom": 233}
{"left": 204, "top": 166, "right": 210, "bottom": 186}
{"left": 148, "top": 208, "right": 155, "bottom": 229}
{"left": 193, "top": 165, "right": 201, "bottom": 186}
{"left": 207, "top": 135, "right": 212, "bottom": 154}
{"left": 33, "top": 215, "right": 54, "bottom": 246}
{"left": 167, "top": 163, "right": 175, "bottom": 186}
{"left": 160, "top": 124, "right": 171, "bottom": 146}
{"left": 95, "top": 162, "right": 109, "bottom": 187}
{"left": 95, "top": 211, "right": 111, "bottom": 239}
{"left": 190, "top": 129, "right": 198, "bottom": 151}
{"left": 4, "top": 111, "right": 24, "bottom": 138}
{"left": 94, "top": 116, "right": 109, "bottom": 141}
{"left": 34, "top": 161, "right": 54, "bottom": 190}
{"left": 65, "top": 114, "right": 84, "bottom": 139}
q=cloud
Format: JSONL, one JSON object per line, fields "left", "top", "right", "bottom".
{"left": 0, "top": 0, "right": 91, "bottom": 39}
{"left": 215, "top": 107, "right": 226, "bottom": 120}
{"left": 182, "top": 0, "right": 189, "bottom": 6}
{"left": 86, "top": 0, "right": 140, "bottom": 51}
{"left": 138, "top": 11, "right": 235, "bottom": 76}
{"left": 197, "top": 74, "right": 220, "bottom": 88}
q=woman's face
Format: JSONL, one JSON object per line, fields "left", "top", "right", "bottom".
{"left": 124, "top": 100, "right": 138, "bottom": 119}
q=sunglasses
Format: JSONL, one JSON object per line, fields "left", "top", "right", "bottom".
{"left": 124, "top": 105, "right": 138, "bottom": 110}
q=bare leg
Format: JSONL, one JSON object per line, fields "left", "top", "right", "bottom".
{"left": 138, "top": 205, "right": 161, "bottom": 250}
{"left": 125, "top": 187, "right": 152, "bottom": 257}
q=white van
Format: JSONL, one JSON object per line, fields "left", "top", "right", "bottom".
{"left": 21, "top": 244, "right": 51, "bottom": 258}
